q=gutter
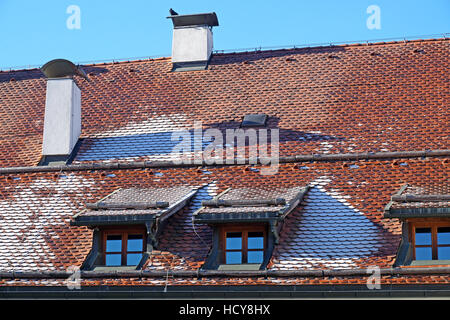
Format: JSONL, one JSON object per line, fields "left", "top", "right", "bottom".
{"left": 0, "top": 149, "right": 448, "bottom": 175}
{"left": 2, "top": 285, "right": 450, "bottom": 299}
{"left": 1, "top": 266, "right": 450, "bottom": 280}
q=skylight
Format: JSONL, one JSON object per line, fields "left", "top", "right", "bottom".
{"left": 241, "top": 114, "right": 268, "bottom": 127}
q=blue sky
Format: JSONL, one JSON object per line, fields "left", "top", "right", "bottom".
{"left": 0, "top": 0, "right": 449, "bottom": 69}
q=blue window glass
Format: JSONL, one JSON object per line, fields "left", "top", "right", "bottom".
{"left": 437, "top": 228, "right": 450, "bottom": 245}
{"left": 224, "top": 230, "right": 265, "bottom": 265}
{"left": 248, "top": 251, "right": 264, "bottom": 264}
{"left": 127, "top": 234, "right": 143, "bottom": 252}
{"left": 248, "top": 232, "right": 264, "bottom": 249}
{"left": 127, "top": 253, "right": 143, "bottom": 266}
{"left": 105, "top": 254, "right": 121, "bottom": 266}
{"left": 226, "top": 251, "right": 242, "bottom": 264}
{"left": 438, "top": 247, "right": 450, "bottom": 260}
{"left": 415, "top": 228, "right": 432, "bottom": 246}
{"left": 226, "top": 232, "right": 242, "bottom": 250}
{"left": 106, "top": 235, "right": 122, "bottom": 252}
{"left": 415, "top": 247, "right": 432, "bottom": 260}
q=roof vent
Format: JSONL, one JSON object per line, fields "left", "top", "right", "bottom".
{"left": 167, "top": 11, "right": 219, "bottom": 72}
{"left": 241, "top": 114, "right": 268, "bottom": 127}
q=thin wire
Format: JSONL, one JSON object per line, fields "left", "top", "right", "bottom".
{"left": 191, "top": 213, "right": 210, "bottom": 250}
{"left": 163, "top": 255, "right": 175, "bottom": 293}
{"left": 213, "top": 33, "right": 450, "bottom": 54}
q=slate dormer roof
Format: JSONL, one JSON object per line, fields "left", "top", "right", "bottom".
{"left": 194, "top": 186, "right": 308, "bottom": 223}
{"left": 385, "top": 183, "right": 450, "bottom": 218}
{"left": 72, "top": 186, "right": 198, "bottom": 226}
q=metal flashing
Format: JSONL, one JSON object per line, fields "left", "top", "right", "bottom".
{"left": 171, "top": 60, "right": 209, "bottom": 72}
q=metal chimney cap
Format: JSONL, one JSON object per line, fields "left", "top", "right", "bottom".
{"left": 167, "top": 12, "right": 219, "bottom": 28}
{"left": 41, "top": 59, "right": 88, "bottom": 80}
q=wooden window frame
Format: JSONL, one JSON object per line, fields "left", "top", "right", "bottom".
{"left": 220, "top": 224, "right": 266, "bottom": 265}
{"left": 102, "top": 226, "right": 146, "bottom": 266}
{"left": 409, "top": 220, "right": 450, "bottom": 260}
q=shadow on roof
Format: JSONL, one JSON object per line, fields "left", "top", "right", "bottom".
{"left": 204, "top": 117, "right": 344, "bottom": 144}
{"left": 0, "top": 69, "right": 44, "bottom": 83}
{"left": 74, "top": 123, "right": 344, "bottom": 162}
{"left": 0, "top": 65, "right": 109, "bottom": 83}
{"left": 209, "top": 45, "right": 346, "bottom": 66}
{"left": 82, "top": 65, "right": 110, "bottom": 77}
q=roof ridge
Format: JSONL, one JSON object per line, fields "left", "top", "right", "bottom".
{"left": 212, "top": 35, "right": 450, "bottom": 56}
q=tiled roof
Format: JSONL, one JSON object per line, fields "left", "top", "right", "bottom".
{"left": 0, "top": 38, "right": 448, "bottom": 167}
{"left": 0, "top": 38, "right": 449, "bottom": 290}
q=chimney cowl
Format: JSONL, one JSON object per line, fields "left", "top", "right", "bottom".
{"left": 41, "top": 58, "right": 89, "bottom": 81}
{"left": 167, "top": 12, "right": 219, "bottom": 28}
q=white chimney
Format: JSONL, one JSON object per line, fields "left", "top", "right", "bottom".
{"left": 40, "top": 59, "right": 87, "bottom": 163}
{"left": 168, "top": 12, "right": 219, "bottom": 71}
{"left": 42, "top": 78, "right": 81, "bottom": 156}
{"left": 172, "top": 26, "right": 213, "bottom": 63}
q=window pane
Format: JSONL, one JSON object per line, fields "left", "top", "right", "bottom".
{"left": 415, "top": 228, "right": 432, "bottom": 246}
{"left": 105, "top": 253, "right": 121, "bottom": 266}
{"left": 248, "top": 232, "right": 264, "bottom": 249}
{"left": 415, "top": 247, "right": 432, "bottom": 260}
{"left": 106, "top": 235, "right": 122, "bottom": 253}
{"left": 126, "top": 253, "right": 143, "bottom": 266}
{"left": 437, "top": 227, "right": 450, "bottom": 245}
{"left": 226, "top": 232, "right": 242, "bottom": 250}
{"left": 127, "top": 234, "right": 143, "bottom": 252}
{"left": 248, "top": 251, "right": 264, "bottom": 264}
{"left": 438, "top": 247, "right": 450, "bottom": 260}
{"left": 226, "top": 251, "right": 242, "bottom": 264}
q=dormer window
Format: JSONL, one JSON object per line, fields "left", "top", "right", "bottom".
{"left": 103, "top": 228, "right": 146, "bottom": 266}
{"left": 71, "top": 186, "right": 200, "bottom": 271}
{"left": 384, "top": 184, "right": 450, "bottom": 266}
{"left": 193, "top": 186, "right": 309, "bottom": 271}
{"left": 222, "top": 225, "right": 266, "bottom": 265}
{"left": 412, "top": 224, "right": 450, "bottom": 261}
